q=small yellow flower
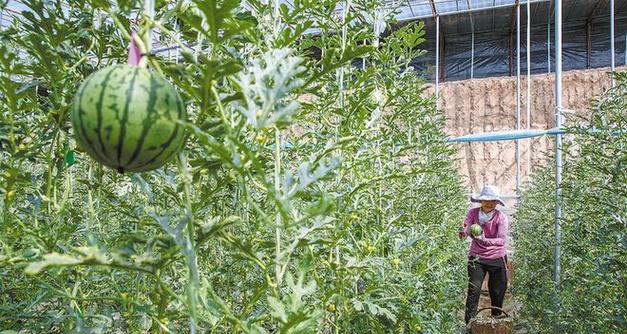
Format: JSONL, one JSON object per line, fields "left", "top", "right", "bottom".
{"left": 392, "top": 258, "right": 401, "bottom": 266}
{"left": 326, "top": 303, "right": 336, "bottom": 312}
{"left": 350, "top": 212, "right": 358, "bottom": 220}
{"left": 256, "top": 134, "right": 267, "bottom": 143}
{"left": 366, "top": 245, "right": 376, "bottom": 253}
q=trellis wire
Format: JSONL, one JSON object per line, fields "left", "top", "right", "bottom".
{"left": 435, "top": 15, "right": 440, "bottom": 101}
{"left": 526, "top": 0, "right": 531, "bottom": 182}
{"left": 466, "top": 0, "right": 475, "bottom": 79}
{"left": 515, "top": 0, "right": 521, "bottom": 191}
{"left": 554, "top": 0, "right": 563, "bottom": 302}
{"left": 610, "top": 0, "right": 615, "bottom": 87}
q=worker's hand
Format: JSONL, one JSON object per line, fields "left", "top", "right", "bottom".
{"left": 457, "top": 227, "right": 466, "bottom": 239}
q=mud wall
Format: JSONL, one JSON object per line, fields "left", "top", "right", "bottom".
{"left": 429, "top": 66, "right": 621, "bottom": 196}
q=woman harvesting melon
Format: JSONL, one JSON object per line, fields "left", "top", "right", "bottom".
{"left": 458, "top": 185, "right": 509, "bottom": 325}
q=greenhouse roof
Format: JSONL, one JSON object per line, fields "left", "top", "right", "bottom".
{"left": 281, "top": 0, "right": 554, "bottom": 21}
{"left": 3, "top": 1, "right": 624, "bottom": 35}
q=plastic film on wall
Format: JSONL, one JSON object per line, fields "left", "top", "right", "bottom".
{"left": 408, "top": 16, "right": 627, "bottom": 83}
{"left": 462, "top": 33, "right": 511, "bottom": 80}
{"left": 591, "top": 17, "right": 627, "bottom": 68}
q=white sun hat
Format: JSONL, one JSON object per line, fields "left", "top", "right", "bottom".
{"left": 471, "top": 185, "right": 505, "bottom": 207}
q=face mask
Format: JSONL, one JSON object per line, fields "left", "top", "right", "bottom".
{"left": 478, "top": 209, "right": 494, "bottom": 225}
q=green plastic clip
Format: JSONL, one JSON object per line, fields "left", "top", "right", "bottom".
{"left": 65, "top": 149, "right": 76, "bottom": 166}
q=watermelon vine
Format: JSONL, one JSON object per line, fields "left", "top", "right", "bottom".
{"left": 513, "top": 72, "right": 626, "bottom": 333}
{"left": 1, "top": 1, "right": 468, "bottom": 333}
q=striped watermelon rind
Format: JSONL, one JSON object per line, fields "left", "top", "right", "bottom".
{"left": 470, "top": 224, "right": 482, "bottom": 237}
{"left": 71, "top": 65, "right": 186, "bottom": 173}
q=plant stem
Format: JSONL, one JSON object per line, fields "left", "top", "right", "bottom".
{"left": 44, "top": 128, "right": 60, "bottom": 214}
{"left": 178, "top": 151, "right": 199, "bottom": 333}
{"left": 274, "top": 127, "right": 282, "bottom": 291}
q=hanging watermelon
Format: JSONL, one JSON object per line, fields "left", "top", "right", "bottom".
{"left": 71, "top": 65, "right": 186, "bottom": 173}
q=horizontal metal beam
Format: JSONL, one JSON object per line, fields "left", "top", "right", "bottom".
{"left": 449, "top": 127, "right": 623, "bottom": 143}
{"left": 398, "top": 0, "right": 551, "bottom": 22}
{"left": 448, "top": 128, "right": 565, "bottom": 142}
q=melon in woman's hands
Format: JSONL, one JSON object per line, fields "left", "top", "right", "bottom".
{"left": 470, "top": 224, "right": 483, "bottom": 237}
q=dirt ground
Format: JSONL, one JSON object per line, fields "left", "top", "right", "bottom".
{"left": 457, "top": 268, "right": 525, "bottom": 334}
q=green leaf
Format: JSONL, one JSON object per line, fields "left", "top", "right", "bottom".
{"left": 268, "top": 296, "right": 288, "bottom": 323}
{"left": 24, "top": 247, "right": 109, "bottom": 275}
{"left": 232, "top": 48, "right": 306, "bottom": 129}
{"left": 191, "top": 0, "right": 240, "bottom": 44}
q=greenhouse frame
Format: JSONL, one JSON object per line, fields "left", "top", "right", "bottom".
{"left": 1, "top": 0, "right": 625, "bottom": 333}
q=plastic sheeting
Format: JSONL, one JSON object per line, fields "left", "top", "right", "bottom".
{"left": 410, "top": 16, "right": 627, "bottom": 82}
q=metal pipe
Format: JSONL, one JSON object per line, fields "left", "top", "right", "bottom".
{"left": 338, "top": 0, "right": 351, "bottom": 110}
{"left": 610, "top": 0, "right": 615, "bottom": 86}
{"left": 586, "top": 20, "right": 592, "bottom": 69}
{"left": 471, "top": 30, "right": 475, "bottom": 78}
{"left": 547, "top": 1, "right": 551, "bottom": 73}
{"left": 526, "top": 0, "right": 531, "bottom": 185}
{"left": 526, "top": 0, "right": 531, "bottom": 130}
{"left": 466, "top": 0, "right": 475, "bottom": 79}
{"left": 398, "top": 0, "right": 550, "bottom": 22}
{"left": 516, "top": 1, "right": 521, "bottom": 192}
{"left": 449, "top": 128, "right": 566, "bottom": 142}
{"left": 554, "top": 0, "right": 563, "bottom": 297}
{"left": 436, "top": 15, "right": 440, "bottom": 99}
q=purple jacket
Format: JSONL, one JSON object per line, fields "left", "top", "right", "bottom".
{"left": 462, "top": 207, "right": 508, "bottom": 260}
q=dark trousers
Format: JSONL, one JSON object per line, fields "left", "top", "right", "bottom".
{"left": 464, "top": 257, "right": 508, "bottom": 324}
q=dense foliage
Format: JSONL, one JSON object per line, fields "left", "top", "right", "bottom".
{"left": 0, "top": 0, "right": 467, "bottom": 332}
{"left": 513, "top": 72, "right": 626, "bottom": 333}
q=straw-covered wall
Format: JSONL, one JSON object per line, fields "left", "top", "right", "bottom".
{"left": 430, "top": 66, "right": 620, "bottom": 195}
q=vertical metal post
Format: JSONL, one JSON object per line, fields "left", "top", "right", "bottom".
{"left": 625, "top": 33, "right": 627, "bottom": 65}
{"left": 526, "top": 0, "right": 531, "bottom": 130}
{"left": 554, "top": 0, "right": 563, "bottom": 297}
{"left": 436, "top": 15, "right": 440, "bottom": 99}
{"left": 338, "top": 1, "right": 350, "bottom": 110}
{"left": 610, "top": 0, "right": 615, "bottom": 86}
{"left": 547, "top": 2, "right": 551, "bottom": 73}
{"left": 586, "top": 20, "right": 592, "bottom": 69}
{"left": 526, "top": 0, "right": 531, "bottom": 184}
{"left": 515, "top": 1, "right": 521, "bottom": 192}
{"left": 440, "top": 32, "right": 446, "bottom": 82}
{"left": 467, "top": 0, "right": 474, "bottom": 79}
{"left": 471, "top": 30, "right": 475, "bottom": 79}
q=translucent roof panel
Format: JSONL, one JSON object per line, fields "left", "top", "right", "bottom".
{"left": 274, "top": 0, "right": 552, "bottom": 21}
